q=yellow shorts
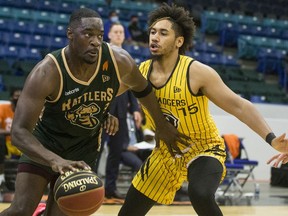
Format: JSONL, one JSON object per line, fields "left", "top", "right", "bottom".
{"left": 132, "top": 141, "right": 226, "bottom": 204}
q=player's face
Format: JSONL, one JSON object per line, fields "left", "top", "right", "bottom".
{"left": 108, "top": 24, "right": 125, "bottom": 47}
{"left": 149, "top": 19, "right": 177, "bottom": 58}
{"left": 68, "top": 17, "right": 104, "bottom": 64}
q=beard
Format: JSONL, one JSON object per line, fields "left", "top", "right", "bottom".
{"left": 83, "top": 53, "right": 98, "bottom": 64}
{"left": 151, "top": 53, "right": 163, "bottom": 61}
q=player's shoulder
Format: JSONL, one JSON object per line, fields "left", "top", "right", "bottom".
{"left": 109, "top": 44, "right": 134, "bottom": 70}
{"left": 109, "top": 44, "right": 129, "bottom": 58}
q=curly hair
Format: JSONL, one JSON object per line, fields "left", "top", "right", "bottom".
{"left": 148, "top": 3, "right": 195, "bottom": 55}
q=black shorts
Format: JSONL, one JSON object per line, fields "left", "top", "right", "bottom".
{"left": 18, "top": 155, "right": 59, "bottom": 189}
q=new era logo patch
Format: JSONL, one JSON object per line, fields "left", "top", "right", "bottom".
{"left": 102, "top": 75, "right": 110, "bottom": 82}
{"left": 174, "top": 86, "right": 181, "bottom": 93}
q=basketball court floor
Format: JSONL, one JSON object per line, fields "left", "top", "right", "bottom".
{"left": 1, "top": 203, "right": 288, "bottom": 216}
{"left": 0, "top": 181, "right": 288, "bottom": 215}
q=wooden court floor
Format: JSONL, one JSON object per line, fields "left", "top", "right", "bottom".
{"left": 1, "top": 203, "right": 288, "bottom": 216}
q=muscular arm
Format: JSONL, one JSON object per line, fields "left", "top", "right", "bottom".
{"left": 11, "top": 57, "right": 80, "bottom": 172}
{"left": 189, "top": 61, "right": 272, "bottom": 140}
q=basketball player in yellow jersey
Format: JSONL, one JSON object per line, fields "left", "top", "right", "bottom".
{"left": 119, "top": 3, "right": 288, "bottom": 216}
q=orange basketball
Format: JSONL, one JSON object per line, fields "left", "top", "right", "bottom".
{"left": 54, "top": 169, "right": 104, "bottom": 216}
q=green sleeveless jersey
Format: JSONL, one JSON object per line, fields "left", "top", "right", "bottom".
{"left": 32, "top": 42, "right": 120, "bottom": 165}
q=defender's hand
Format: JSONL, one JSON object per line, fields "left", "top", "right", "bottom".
{"left": 267, "top": 153, "right": 288, "bottom": 168}
{"left": 155, "top": 121, "right": 191, "bottom": 157}
{"left": 103, "top": 113, "right": 119, "bottom": 135}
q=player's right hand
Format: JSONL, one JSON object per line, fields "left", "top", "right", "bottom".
{"left": 51, "top": 159, "right": 91, "bottom": 175}
{"left": 155, "top": 121, "right": 191, "bottom": 157}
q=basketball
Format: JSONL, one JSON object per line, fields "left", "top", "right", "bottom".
{"left": 54, "top": 169, "right": 104, "bottom": 216}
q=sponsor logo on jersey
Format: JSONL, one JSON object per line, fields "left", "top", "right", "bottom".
{"left": 65, "top": 88, "right": 80, "bottom": 96}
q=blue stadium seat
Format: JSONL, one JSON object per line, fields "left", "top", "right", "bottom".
{"left": 186, "top": 50, "right": 200, "bottom": 60}
{"left": 201, "top": 53, "right": 222, "bottom": 65}
{"left": 263, "top": 18, "right": 288, "bottom": 29}
{"left": 15, "top": 9, "right": 35, "bottom": 21}
{"left": 50, "top": 24, "right": 66, "bottom": 37}
{"left": 0, "top": 0, "right": 20, "bottom": 7}
{"left": 19, "top": 47, "right": 42, "bottom": 60}
{"left": 53, "top": 13, "right": 69, "bottom": 25}
{"left": 32, "top": 22, "right": 53, "bottom": 36}
{"left": 17, "top": 0, "right": 39, "bottom": 10}
{"left": 250, "top": 95, "right": 266, "bottom": 103}
{"left": 122, "top": 44, "right": 145, "bottom": 59}
{"left": 257, "top": 48, "right": 287, "bottom": 86}
{"left": 0, "top": 19, "right": 13, "bottom": 32}
{"left": 0, "top": 0, "right": 37, "bottom": 10}
{"left": 237, "top": 36, "right": 258, "bottom": 59}
{"left": 33, "top": 11, "right": 54, "bottom": 23}
{"left": 48, "top": 37, "right": 68, "bottom": 49}
{"left": 281, "top": 29, "right": 288, "bottom": 40}
{"left": 37, "top": 0, "right": 60, "bottom": 12}
{"left": 221, "top": 55, "right": 240, "bottom": 67}
{"left": 2, "top": 32, "right": 30, "bottom": 47}
{"left": 218, "top": 22, "right": 239, "bottom": 47}
{"left": 194, "top": 41, "right": 222, "bottom": 53}
{"left": 261, "top": 27, "right": 282, "bottom": 38}
{"left": 0, "top": 45, "right": 19, "bottom": 59}
{"left": 29, "top": 35, "right": 50, "bottom": 49}
{"left": 96, "top": 6, "right": 110, "bottom": 19}
{"left": 57, "top": 2, "right": 78, "bottom": 14}
{"left": 11, "top": 20, "right": 34, "bottom": 34}
{"left": 236, "top": 15, "right": 261, "bottom": 26}
{"left": 0, "top": 7, "right": 16, "bottom": 19}
{"left": 201, "top": 11, "right": 223, "bottom": 34}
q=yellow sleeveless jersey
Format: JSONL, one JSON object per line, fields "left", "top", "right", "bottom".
{"left": 132, "top": 55, "right": 226, "bottom": 204}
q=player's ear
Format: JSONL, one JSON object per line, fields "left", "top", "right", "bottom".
{"left": 176, "top": 36, "right": 184, "bottom": 48}
{"left": 67, "top": 27, "right": 73, "bottom": 40}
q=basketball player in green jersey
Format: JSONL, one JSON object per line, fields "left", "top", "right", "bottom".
{"left": 0, "top": 8, "right": 190, "bottom": 216}
{"left": 119, "top": 4, "right": 288, "bottom": 216}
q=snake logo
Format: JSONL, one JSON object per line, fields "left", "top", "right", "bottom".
{"left": 161, "top": 108, "right": 179, "bottom": 128}
{"left": 65, "top": 103, "right": 100, "bottom": 129}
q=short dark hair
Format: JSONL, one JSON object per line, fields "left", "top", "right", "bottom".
{"left": 148, "top": 3, "right": 195, "bottom": 55}
{"left": 69, "top": 8, "right": 101, "bottom": 27}
{"left": 108, "top": 10, "right": 117, "bottom": 17}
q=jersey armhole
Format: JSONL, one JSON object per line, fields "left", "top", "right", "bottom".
{"left": 46, "top": 54, "right": 63, "bottom": 103}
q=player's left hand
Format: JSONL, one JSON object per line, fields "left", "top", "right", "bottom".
{"left": 267, "top": 133, "right": 288, "bottom": 167}
{"left": 267, "top": 153, "right": 288, "bottom": 167}
{"left": 103, "top": 113, "right": 119, "bottom": 135}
